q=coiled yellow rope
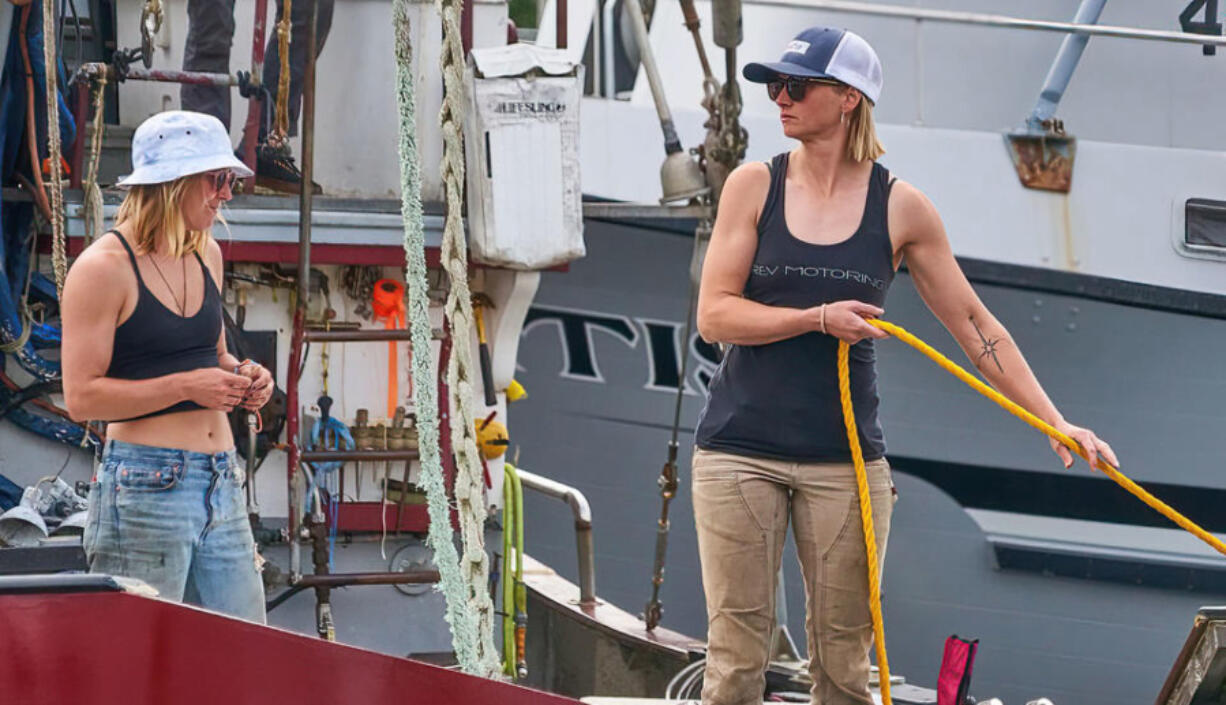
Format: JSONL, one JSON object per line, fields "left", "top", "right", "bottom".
{"left": 840, "top": 318, "right": 1226, "bottom": 705}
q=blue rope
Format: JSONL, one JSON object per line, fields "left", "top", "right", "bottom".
{"left": 307, "top": 415, "right": 354, "bottom": 569}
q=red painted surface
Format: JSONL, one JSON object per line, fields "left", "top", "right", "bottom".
{"left": 334, "top": 501, "right": 429, "bottom": 533}
{"left": 217, "top": 241, "right": 443, "bottom": 267}
{"left": 60, "top": 236, "right": 437, "bottom": 267}
{"left": 69, "top": 82, "right": 88, "bottom": 189}
{"left": 0, "top": 591, "right": 579, "bottom": 704}
{"left": 59, "top": 237, "right": 568, "bottom": 271}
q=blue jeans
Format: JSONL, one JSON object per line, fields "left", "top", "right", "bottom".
{"left": 82, "top": 440, "right": 266, "bottom": 623}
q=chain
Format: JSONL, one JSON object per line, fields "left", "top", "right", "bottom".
{"left": 321, "top": 320, "right": 330, "bottom": 396}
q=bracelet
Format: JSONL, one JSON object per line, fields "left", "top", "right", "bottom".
{"left": 819, "top": 304, "right": 828, "bottom": 334}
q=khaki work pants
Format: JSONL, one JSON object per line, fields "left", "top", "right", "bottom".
{"left": 692, "top": 448, "right": 895, "bottom": 705}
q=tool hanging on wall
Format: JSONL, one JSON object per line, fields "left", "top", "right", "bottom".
{"left": 372, "top": 279, "right": 408, "bottom": 418}
{"left": 471, "top": 293, "right": 497, "bottom": 406}
{"left": 351, "top": 408, "right": 373, "bottom": 501}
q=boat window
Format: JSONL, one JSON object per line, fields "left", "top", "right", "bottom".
{"left": 1185, "top": 199, "right": 1226, "bottom": 249}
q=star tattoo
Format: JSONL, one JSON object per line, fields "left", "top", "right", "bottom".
{"left": 971, "top": 316, "right": 1004, "bottom": 374}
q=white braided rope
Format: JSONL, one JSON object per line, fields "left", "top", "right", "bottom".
{"left": 437, "top": 0, "right": 500, "bottom": 676}
{"left": 41, "top": 0, "right": 67, "bottom": 297}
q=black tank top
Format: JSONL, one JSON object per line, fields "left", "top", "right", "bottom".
{"left": 106, "top": 231, "right": 223, "bottom": 420}
{"left": 695, "top": 153, "right": 896, "bottom": 462}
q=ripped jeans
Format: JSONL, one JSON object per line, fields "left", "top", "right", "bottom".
{"left": 82, "top": 439, "right": 266, "bottom": 623}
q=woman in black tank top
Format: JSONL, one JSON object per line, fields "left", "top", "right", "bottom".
{"left": 692, "top": 27, "right": 1119, "bottom": 704}
{"left": 60, "top": 111, "right": 272, "bottom": 623}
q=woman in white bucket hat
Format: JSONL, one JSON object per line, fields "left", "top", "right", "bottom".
{"left": 692, "top": 27, "right": 1117, "bottom": 704}
{"left": 60, "top": 111, "right": 271, "bottom": 623}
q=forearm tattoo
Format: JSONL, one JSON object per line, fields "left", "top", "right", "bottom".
{"left": 971, "top": 316, "right": 1005, "bottom": 374}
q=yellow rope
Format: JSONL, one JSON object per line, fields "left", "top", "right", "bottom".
{"left": 837, "top": 340, "right": 891, "bottom": 705}
{"left": 840, "top": 318, "right": 1226, "bottom": 705}
{"left": 866, "top": 319, "right": 1226, "bottom": 556}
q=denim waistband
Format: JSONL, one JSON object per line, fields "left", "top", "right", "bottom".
{"left": 102, "top": 439, "right": 234, "bottom": 469}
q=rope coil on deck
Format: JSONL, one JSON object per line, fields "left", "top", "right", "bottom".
{"left": 842, "top": 319, "right": 1226, "bottom": 705}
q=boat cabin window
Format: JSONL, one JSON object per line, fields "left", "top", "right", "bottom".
{"left": 1185, "top": 199, "right": 1226, "bottom": 250}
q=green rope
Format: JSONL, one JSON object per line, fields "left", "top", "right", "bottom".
{"left": 391, "top": 0, "right": 482, "bottom": 674}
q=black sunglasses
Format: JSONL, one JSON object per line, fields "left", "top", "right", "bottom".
{"left": 207, "top": 169, "right": 240, "bottom": 193}
{"left": 767, "top": 76, "right": 844, "bottom": 102}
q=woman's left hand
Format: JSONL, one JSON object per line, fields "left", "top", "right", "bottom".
{"left": 237, "top": 363, "right": 274, "bottom": 411}
{"left": 1050, "top": 419, "right": 1118, "bottom": 471}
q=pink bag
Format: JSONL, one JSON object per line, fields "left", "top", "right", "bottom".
{"left": 937, "top": 635, "right": 978, "bottom": 705}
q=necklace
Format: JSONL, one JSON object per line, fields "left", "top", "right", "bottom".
{"left": 147, "top": 252, "right": 188, "bottom": 316}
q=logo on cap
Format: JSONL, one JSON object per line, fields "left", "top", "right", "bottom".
{"left": 784, "top": 40, "right": 811, "bottom": 55}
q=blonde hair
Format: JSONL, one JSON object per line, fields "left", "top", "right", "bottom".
{"left": 113, "top": 176, "right": 211, "bottom": 257}
{"left": 846, "top": 96, "right": 885, "bottom": 163}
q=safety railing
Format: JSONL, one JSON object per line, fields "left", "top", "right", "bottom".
{"left": 515, "top": 468, "right": 596, "bottom": 607}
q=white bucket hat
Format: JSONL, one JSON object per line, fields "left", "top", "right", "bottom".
{"left": 117, "top": 110, "right": 254, "bottom": 187}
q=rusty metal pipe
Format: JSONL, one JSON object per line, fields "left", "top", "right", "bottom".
{"left": 301, "top": 449, "right": 419, "bottom": 463}
{"left": 76, "top": 62, "right": 238, "bottom": 86}
{"left": 292, "top": 570, "right": 441, "bottom": 588}
{"left": 287, "top": 0, "right": 321, "bottom": 582}
{"left": 304, "top": 329, "right": 413, "bottom": 343}
{"left": 69, "top": 82, "right": 88, "bottom": 189}
{"left": 678, "top": 0, "right": 714, "bottom": 80}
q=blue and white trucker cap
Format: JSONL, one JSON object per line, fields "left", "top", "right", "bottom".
{"left": 743, "top": 26, "right": 883, "bottom": 104}
{"left": 117, "top": 110, "right": 253, "bottom": 187}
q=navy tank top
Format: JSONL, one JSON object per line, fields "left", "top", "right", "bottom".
{"left": 695, "top": 153, "right": 896, "bottom": 462}
{"left": 106, "top": 231, "right": 223, "bottom": 420}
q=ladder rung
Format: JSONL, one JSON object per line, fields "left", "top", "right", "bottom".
{"left": 301, "top": 449, "right": 419, "bottom": 463}
{"left": 302, "top": 328, "right": 446, "bottom": 343}
{"left": 291, "top": 570, "right": 440, "bottom": 588}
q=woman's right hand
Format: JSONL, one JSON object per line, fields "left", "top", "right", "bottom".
{"left": 180, "top": 368, "right": 253, "bottom": 411}
{"left": 813, "top": 300, "right": 888, "bottom": 344}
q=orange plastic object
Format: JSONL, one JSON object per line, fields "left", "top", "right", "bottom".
{"left": 372, "top": 279, "right": 407, "bottom": 417}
